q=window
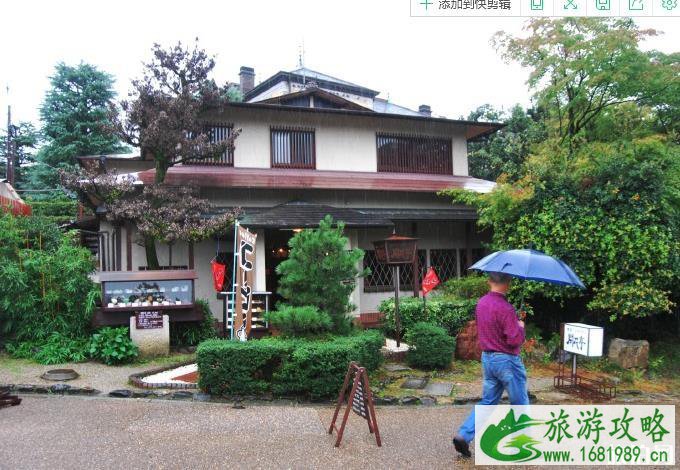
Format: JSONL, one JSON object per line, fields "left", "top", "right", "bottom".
{"left": 271, "top": 127, "right": 316, "bottom": 169}
{"left": 363, "top": 249, "right": 426, "bottom": 293}
{"left": 190, "top": 123, "right": 234, "bottom": 166}
{"left": 430, "top": 249, "right": 459, "bottom": 282}
{"left": 376, "top": 133, "right": 452, "bottom": 175}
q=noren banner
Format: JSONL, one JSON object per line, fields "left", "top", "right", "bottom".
{"left": 234, "top": 226, "right": 257, "bottom": 341}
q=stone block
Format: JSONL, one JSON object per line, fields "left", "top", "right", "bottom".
{"left": 129, "top": 315, "right": 170, "bottom": 358}
{"left": 608, "top": 338, "right": 649, "bottom": 369}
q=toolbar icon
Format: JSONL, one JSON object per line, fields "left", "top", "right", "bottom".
{"left": 661, "top": 0, "right": 677, "bottom": 9}
{"left": 531, "top": 0, "right": 544, "bottom": 9}
{"left": 595, "top": 0, "right": 611, "bottom": 9}
{"left": 629, "top": 0, "right": 644, "bottom": 9}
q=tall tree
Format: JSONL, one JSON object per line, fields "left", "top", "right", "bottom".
{"left": 1, "top": 121, "right": 40, "bottom": 188}
{"left": 446, "top": 18, "right": 680, "bottom": 331}
{"left": 466, "top": 104, "right": 545, "bottom": 182}
{"left": 494, "top": 18, "right": 678, "bottom": 149}
{"left": 30, "top": 62, "right": 125, "bottom": 189}
{"left": 114, "top": 41, "right": 241, "bottom": 183}
{"left": 112, "top": 41, "right": 241, "bottom": 267}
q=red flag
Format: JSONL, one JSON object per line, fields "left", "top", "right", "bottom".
{"left": 421, "top": 267, "right": 440, "bottom": 295}
{"left": 210, "top": 259, "right": 226, "bottom": 292}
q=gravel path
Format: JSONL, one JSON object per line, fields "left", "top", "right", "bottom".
{"left": 1, "top": 395, "right": 678, "bottom": 470}
{"left": 0, "top": 355, "right": 194, "bottom": 392}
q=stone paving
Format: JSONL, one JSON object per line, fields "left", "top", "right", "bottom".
{"left": 1, "top": 395, "right": 679, "bottom": 470}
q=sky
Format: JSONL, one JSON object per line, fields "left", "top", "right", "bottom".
{"left": 1, "top": 0, "right": 678, "bottom": 127}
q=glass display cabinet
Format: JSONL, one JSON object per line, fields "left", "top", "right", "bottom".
{"left": 94, "top": 270, "right": 201, "bottom": 326}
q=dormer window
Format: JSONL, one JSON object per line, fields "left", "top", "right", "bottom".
{"left": 270, "top": 127, "right": 316, "bottom": 169}
{"left": 376, "top": 133, "right": 452, "bottom": 175}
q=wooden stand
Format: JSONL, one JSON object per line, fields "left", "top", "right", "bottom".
{"left": 328, "top": 362, "right": 381, "bottom": 447}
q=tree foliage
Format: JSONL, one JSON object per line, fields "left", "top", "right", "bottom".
{"left": 0, "top": 212, "right": 98, "bottom": 343}
{"left": 60, "top": 166, "right": 237, "bottom": 268}
{"left": 30, "top": 62, "right": 125, "bottom": 189}
{"left": 467, "top": 104, "right": 546, "bottom": 181}
{"left": 494, "top": 18, "right": 679, "bottom": 146}
{"left": 276, "top": 216, "right": 368, "bottom": 333}
{"left": 113, "top": 41, "right": 241, "bottom": 183}
{"left": 445, "top": 18, "right": 680, "bottom": 323}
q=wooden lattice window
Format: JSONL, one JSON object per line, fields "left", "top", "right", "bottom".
{"left": 376, "top": 133, "right": 452, "bottom": 175}
{"left": 430, "top": 249, "right": 459, "bottom": 282}
{"left": 271, "top": 127, "right": 315, "bottom": 169}
{"left": 189, "top": 123, "right": 234, "bottom": 166}
{"left": 363, "top": 249, "right": 426, "bottom": 293}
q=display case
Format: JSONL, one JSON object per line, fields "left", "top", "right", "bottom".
{"left": 94, "top": 270, "right": 201, "bottom": 326}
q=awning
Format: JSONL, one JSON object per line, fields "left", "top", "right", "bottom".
{"left": 238, "top": 201, "right": 394, "bottom": 229}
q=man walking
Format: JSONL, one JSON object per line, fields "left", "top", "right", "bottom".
{"left": 453, "top": 272, "right": 528, "bottom": 458}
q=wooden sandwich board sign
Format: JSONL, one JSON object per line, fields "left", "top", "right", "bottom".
{"left": 328, "top": 362, "right": 381, "bottom": 447}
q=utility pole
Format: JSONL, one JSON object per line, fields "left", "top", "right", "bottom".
{"left": 5, "top": 85, "right": 15, "bottom": 186}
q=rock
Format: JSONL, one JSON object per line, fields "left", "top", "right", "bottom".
{"left": 232, "top": 403, "right": 246, "bottom": 409}
{"left": 399, "top": 396, "right": 419, "bottom": 405}
{"left": 178, "top": 347, "right": 190, "bottom": 354}
{"left": 132, "top": 391, "right": 154, "bottom": 398}
{"left": 49, "top": 384, "right": 71, "bottom": 394}
{"left": 608, "top": 338, "right": 649, "bottom": 369}
{"left": 455, "top": 320, "right": 481, "bottom": 361}
{"left": 375, "top": 396, "right": 397, "bottom": 405}
{"left": 194, "top": 393, "right": 211, "bottom": 402}
{"left": 16, "top": 384, "right": 35, "bottom": 393}
{"left": 186, "top": 346, "right": 197, "bottom": 353}
{"left": 67, "top": 387, "right": 99, "bottom": 396}
{"left": 109, "top": 389, "right": 133, "bottom": 398}
{"left": 420, "top": 396, "right": 437, "bottom": 406}
{"left": 172, "top": 390, "right": 194, "bottom": 400}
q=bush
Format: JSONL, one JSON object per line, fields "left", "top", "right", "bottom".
{"left": 0, "top": 212, "right": 98, "bottom": 343}
{"left": 266, "top": 305, "right": 333, "bottom": 337}
{"left": 379, "top": 297, "right": 475, "bottom": 338}
{"left": 197, "top": 330, "right": 384, "bottom": 399}
{"left": 89, "top": 327, "right": 138, "bottom": 365}
{"left": 6, "top": 332, "right": 90, "bottom": 365}
{"left": 439, "top": 274, "right": 488, "bottom": 300}
{"left": 170, "top": 299, "right": 217, "bottom": 346}
{"left": 404, "top": 322, "right": 456, "bottom": 370}
{"left": 275, "top": 216, "right": 368, "bottom": 333}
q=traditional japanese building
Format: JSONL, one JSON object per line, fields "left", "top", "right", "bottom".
{"left": 83, "top": 66, "right": 501, "bottom": 328}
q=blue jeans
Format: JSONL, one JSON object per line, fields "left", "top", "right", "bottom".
{"left": 457, "top": 351, "right": 529, "bottom": 443}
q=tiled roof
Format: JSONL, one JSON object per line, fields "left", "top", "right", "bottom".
{"left": 238, "top": 201, "right": 394, "bottom": 228}
{"left": 138, "top": 166, "right": 497, "bottom": 193}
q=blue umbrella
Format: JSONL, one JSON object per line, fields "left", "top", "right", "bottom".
{"left": 469, "top": 249, "right": 585, "bottom": 289}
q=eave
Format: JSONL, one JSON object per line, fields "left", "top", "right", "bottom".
{"left": 138, "top": 166, "right": 496, "bottom": 194}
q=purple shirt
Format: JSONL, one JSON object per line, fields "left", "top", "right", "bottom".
{"left": 475, "top": 291, "right": 525, "bottom": 356}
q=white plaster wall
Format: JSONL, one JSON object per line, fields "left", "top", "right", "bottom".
{"left": 204, "top": 107, "right": 469, "bottom": 175}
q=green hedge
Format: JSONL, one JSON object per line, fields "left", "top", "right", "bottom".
{"left": 197, "top": 331, "right": 384, "bottom": 399}
{"left": 404, "top": 322, "right": 456, "bottom": 370}
{"left": 379, "top": 296, "right": 475, "bottom": 337}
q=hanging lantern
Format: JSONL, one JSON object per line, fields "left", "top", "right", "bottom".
{"left": 372, "top": 234, "right": 419, "bottom": 348}
{"left": 372, "top": 234, "right": 418, "bottom": 265}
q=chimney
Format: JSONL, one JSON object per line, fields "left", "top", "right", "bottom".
{"left": 239, "top": 66, "right": 255, "bottom": 94}
{"left": 418, "top": 104, "right": 432, "bottom": 116}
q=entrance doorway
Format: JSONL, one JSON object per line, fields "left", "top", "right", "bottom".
{"left": 264, "top": 229, "right": 295, "bottom": 309}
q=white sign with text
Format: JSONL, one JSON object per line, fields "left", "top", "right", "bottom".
{"left": 563, "top": 323, "right": 604, "bottom": 357}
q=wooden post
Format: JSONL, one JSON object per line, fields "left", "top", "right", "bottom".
{"left": 394, "top": 265, "right": 401, "bottom": 348}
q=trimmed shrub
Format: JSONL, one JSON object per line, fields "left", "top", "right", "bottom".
{"left": 89, "top": 327, "right": 138, "bottom": 365}
{"left": 404, "top": 322, "right": 456, "bottom": 370}
{"left": 439, "top": 274, "right": 488, "bottom": 300}
{"left": 197, "top": 330, "right": 384, "bottom": 399}
{"left": 379, "top": 297, "right": 475, "bottom": 337}
{"left": 266, "top": 305, "right": 333, "bottom": 337}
